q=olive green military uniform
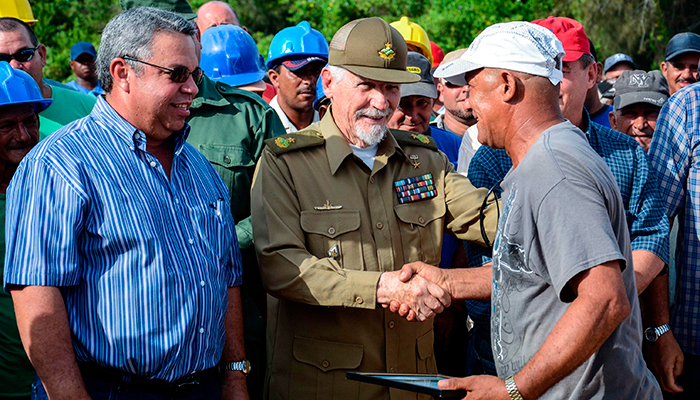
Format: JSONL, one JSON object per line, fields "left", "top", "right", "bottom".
{"left": 186, "top": 75, "right": 284, "bottom": 399}
{"left": 251, "top": 110, "right": 497, "bottom": 400}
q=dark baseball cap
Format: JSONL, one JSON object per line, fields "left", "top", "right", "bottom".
{"left": 665, "top": 32, "right": 700, "bottom": 61}
{"left": 70, "top": 42, "right": 97, "bottom": 61}
{"left": 401, "top": 52, "right": 437, "bottom": 99}
{"left": 604, "top": 53, "right": 636, "bottom": 74}
{"left": 280, "top": 56, "right": 327, "bottom": 72}
{"left": 328, "top": 17, "right": 419, "bottom": 84}
{"left": 119, "top": 0, "right": 196, "bottom": 20}
{"left": 613, "top": 70, "right": 669, "bottom": 110}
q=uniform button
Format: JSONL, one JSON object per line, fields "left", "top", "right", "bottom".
{"left": 376, "top": 222, "right": 383, "bottom": 229}
{"left": 199, "top": 328, "right": 205, "bottom": 334}
{"left": 189, "top": 238, "right": 194, "bottom": 244}
{"left": 388, "top": 321, "right": 395, "bottom": 328}
{"left": 150, "top": 161, "right": 157, "bottom": 168}
{"left": 200, "top": 280, "right": 205, "bottom": 287}
{"left": 322, "top": 360, "right": 330, "bottom": 368}
{"left": 328, "top": 227, "right": 336, "bottom": 235}
{"left": 418, "top": 216, "right": 425, "bottom": 224}
{"left": 224, "top": 155, "right": 231, "bottom": 164}
{"left": 134, "top": 133, "right": 141, "bottom": 140}
{"left": 175, "top": 198, "right": 180, "bottom": 204}
{"left": 355, "top": 296, "right": 363, "bottom": 304}
{"left": 369, "top": 177, "right": 375, "bottom": 184}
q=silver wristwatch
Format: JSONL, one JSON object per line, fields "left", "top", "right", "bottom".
{"left": 505, "top": 376, "right": 525, "bottom": 400}
{"left": 644, "top": 323, "right": 670, "bottom": 342}
{"left": 221, "top": 359, "right": 251, "bottom": 376}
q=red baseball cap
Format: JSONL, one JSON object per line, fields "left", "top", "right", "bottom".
{"left": 531, "top": 16, "right": 590, "bottom": 62}
{"left": 431, "top": 41, "right": 445, "bottom": 69}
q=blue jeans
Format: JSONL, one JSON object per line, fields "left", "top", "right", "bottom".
{"left": 32, "top": 371, "right": 219, "bottom": 400}
{"left": 465, "top": 323, "right": 497, "bottom": 376}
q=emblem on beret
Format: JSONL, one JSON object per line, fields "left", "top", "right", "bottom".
{"left": 410, "top": 134, "right": 430, "bottom": 144}
{"left": 379, "top": 43, "right": 396, "bottom": 60}
{"left": 275, "top": 136, "right": 296, "bottom": 148}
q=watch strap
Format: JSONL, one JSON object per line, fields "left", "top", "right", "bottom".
{"left": 654, "top": 323, "right": 670, "bottom": 338}
{"left": 221, "top": 359, "right": 250, "bottom": 375}
{"left": 505, "top": 376, "right": 525, "bottom": 400}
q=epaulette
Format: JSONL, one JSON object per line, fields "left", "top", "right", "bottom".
{"left": 265, "top": 130, "right": 326, "bottom": 155}
{"left": 390, "top": 129, "right": 439, "bottom": 151}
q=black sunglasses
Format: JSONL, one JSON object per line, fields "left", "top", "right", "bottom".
{"left": 123, "top": 55, "right": 203, "bottom": 84}
{"left": 0, "top": 46, "right": 40, "bottom": 63}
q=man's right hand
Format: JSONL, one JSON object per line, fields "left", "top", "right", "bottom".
{"left": 376, "top": 269, "right": 451, "bottom": 322}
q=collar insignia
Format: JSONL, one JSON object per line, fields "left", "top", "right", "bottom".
{"left": 275, "top": 136, "right": 295, "bottom": 148}
{"left": 379, "top": 43, "right": 396, "bottom": 60}
{"left": 410, "top": 134, "right": 430, "bottom": 144}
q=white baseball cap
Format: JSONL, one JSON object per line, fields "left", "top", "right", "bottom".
{"left": 434, "top": 21, "right": 565, "bottom": 86}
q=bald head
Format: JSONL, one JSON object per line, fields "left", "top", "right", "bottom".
{"left": 196, "top": 1, "right": 240, "bottom": 33}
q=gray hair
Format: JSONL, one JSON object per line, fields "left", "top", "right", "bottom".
{"left": 97, "top": 6, "right": 197, "bottom": 92}
{"left": 324, "top": 65, "right": 347, "bottom": 84}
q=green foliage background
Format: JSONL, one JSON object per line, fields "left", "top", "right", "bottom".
{"left": 28, "top": 0, "right": 699, "bottom": 82}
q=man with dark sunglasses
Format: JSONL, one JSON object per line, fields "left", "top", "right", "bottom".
{"left": 0, "top": 17, "right": 95, "bottom": 137}
{"left": 4, "top": 7, "right": 248, "bottom": 400}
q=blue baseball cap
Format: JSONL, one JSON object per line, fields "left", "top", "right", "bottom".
{"left": 604, "top": 53, "right": 635, "bottom": 74}
{"left": 70, "top": 42, "right": 97, "bottom": 61}
{"left": 665, "top": 32, "right": 700, "bottom": 61}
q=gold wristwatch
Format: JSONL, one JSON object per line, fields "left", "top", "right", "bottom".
{"left": 221, "top": 359, "right": 251, "bottom": 376}
{"left": 505, "top": 376, "right": 525, "bottom": 400}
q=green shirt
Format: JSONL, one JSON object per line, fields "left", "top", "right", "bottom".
{"left": 186, "top": 76, "right": 284, "bottom": 255}
{"left": 39, "top": 115, "right": 64, "bottom": 141}
{"left": 0, "top": 193, "right": 34, "bottom": 397}
{"left": 39, "top": 84, "right": 96, "bottom": 126}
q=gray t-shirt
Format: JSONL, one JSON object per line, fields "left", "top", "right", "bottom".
{"left": 491, "top": 121, "right": 661, "bottom": 399}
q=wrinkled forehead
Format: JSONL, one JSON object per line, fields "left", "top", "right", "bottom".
{"left": 0, "top": 28, "right": 34, "bottom": 53}
{"left": 0, "top": 103, "right": 37, "bottom": 123}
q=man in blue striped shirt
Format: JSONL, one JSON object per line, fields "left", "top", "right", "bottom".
{"left": 3, "top": 7, "right": 248, "bottom": 400}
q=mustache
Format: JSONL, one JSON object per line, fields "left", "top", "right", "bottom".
{"left": 677, "top": 77, "right": 697, "bottom": 84}
{"left": 297, "top": 85, "right": 314, "bottom": 95}
{"left": 355, "top": 107, "right": 394, "bottom": 119}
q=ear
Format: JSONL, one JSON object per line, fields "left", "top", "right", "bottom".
{"left": 37, "top": 44, "right": 47, "bottom": 68}
{"left": 595, "top": 62, "right": 604, "bottom": 83}
{"left": 660, "top": 61, "right": 668, "bottom": 74}
{"left": 268, "top": 69, "right": 280, "bottom": 89}
{"left": 608, "top": 110, "right": 617, "bottom": 131}
{"left": 321, "top": 68, "right": 332, "bottom": 99}
{"left": 110, "top": 58, "right": 132, "bottom": 93}
{"left": 436, "top": 82, "right": 445, "bottom": 103}
{"left": 500, "top": 70, "right": 518, "bottom": 102}
{"left": 585, "top": 62, "right": 597, "bottom": 90}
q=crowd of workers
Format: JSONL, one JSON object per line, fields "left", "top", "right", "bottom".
{"left": 0, "top": 0, "right": 699, "bottom": 399}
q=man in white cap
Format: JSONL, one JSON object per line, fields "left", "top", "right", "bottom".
{"left": 394, "top": 21, "right": 662, "bottom": 399}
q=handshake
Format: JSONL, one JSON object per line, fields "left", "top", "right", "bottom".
{"left": 376, "top": 262, "right": 453, "bottom": 322}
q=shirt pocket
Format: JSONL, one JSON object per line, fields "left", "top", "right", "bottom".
{"left": 300, "top": 210, "right": 364, "bottom": 271}
{"left": 394, "top": 198, "right": 446, "bottom": 266}
{"left": 189, "top": 197, "right": 233, "bottom": 264}
{"left": 196, "top": 145, "right": 255, "bottom": 221}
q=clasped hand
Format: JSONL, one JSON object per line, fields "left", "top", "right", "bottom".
{"left": 376, "top": 262, "right": 451, "bottom": 321}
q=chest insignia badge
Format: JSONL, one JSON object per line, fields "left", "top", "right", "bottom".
{"left": 410, "top": 134, "right": 430, "bottom": 144}
{"left": 409, "top": 154, "right": 421, "bottom": 169}
{"left": 314, "top": 199, "right": 343, "bottom": 210}
{"left": 275, "top": 136, "right": 296, "bottom": 148}
{"left": 394, "top": 173, "right": 437, "bottom": 204}
{"left": 378, "top": 43, "right": 396, "bottom": 60}
{"left": 328, "top": 244, "right": 340, "bottom": 260}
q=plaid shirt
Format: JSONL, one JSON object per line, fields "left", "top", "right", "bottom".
{"left": 464, "top": 112, "right": 670, "bottom": 326}
{"left": 648, "top": 83, "right": 700, "bottom": 354}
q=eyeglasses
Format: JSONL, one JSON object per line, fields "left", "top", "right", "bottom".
{"left": 122, "top": 55, "right": 203, "bottom": 84}
{"left": 0, "top": 46, "right": 40, "bottom": 63}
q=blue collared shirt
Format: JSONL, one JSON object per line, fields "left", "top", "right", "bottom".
{"left": 64, "top": 79, "right": 104, "bottom": 97}
{"left": 3, "top": 96, "right": 242, "bottom": 381}
{"left": 464, "top": 112, "right": 670, "bottom": 325}
{"left": 648, "top": 83, "right": 700, "bottom": 354}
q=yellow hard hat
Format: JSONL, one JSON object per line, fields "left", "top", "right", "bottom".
{"left": 0, "top": 0, "right": 38, "bottom": 25}
{"left": 390, "top": 16, "right": 432, "bottom": 64}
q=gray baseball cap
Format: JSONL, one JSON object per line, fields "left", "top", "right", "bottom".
{"left": 400, "top": 52, "right": 437, "bottom": 99}
{"left": 613, "top": 70, "right": 669, "bottom": 111}
{"left": 603, "top": 53, "right": 636, "bottom": 74}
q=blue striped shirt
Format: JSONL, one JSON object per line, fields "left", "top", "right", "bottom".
{"left": 648, "top": 83, "right": 700, "bottom": 355}
{"left": 3, "top": 96, "right": 242, "bottom": 381}
{"left": 464, "top": 112, "right": 670, "bottom": 326}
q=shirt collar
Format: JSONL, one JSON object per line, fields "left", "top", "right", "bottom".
{"left": 92, "top": 95, "right": 190, "bottom": 155}
{"left": 323, "top": 106, "right": 402, "bottom": 175}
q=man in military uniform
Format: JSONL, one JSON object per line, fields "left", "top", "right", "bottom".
{"left": 251, "top": 17, "right": 497, "bottom": 400}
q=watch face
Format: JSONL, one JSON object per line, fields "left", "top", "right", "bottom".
{"left": 644, "top": 327, "right": 658, "bottom": 342}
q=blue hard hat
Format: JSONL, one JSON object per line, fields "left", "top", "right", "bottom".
{"left": 266, "top": 21, "right": 329, "bottom": 70}
{"left": 0, "top": 61, "right": 52, "bottom": 111}
{"left": 200, "top": 25, "right": 267, "bottom": 88}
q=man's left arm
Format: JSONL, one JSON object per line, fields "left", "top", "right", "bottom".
{"left": 219, "top": 286, "right": 249, "bottom": 400}
{"left": 439, "top": 261, "right": 631, "bottom": 399}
